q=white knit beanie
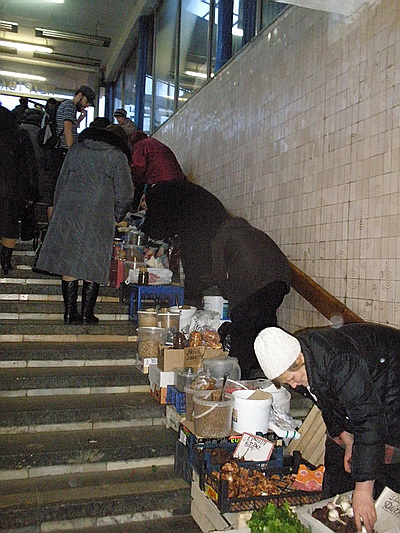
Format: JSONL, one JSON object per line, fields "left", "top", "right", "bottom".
{"left": 254, "top": 327, "right": 301, "bottom": 380}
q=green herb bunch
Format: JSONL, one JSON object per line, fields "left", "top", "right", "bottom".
{"left": 247, "top": 502, "right": 311, "bottom": 533}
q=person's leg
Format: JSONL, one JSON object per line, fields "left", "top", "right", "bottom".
{"left": 81, "top": 281, "right": 100, "bottom": 324}
{"left": 61, "top": 276, "right": 82, "bottom": 324}
{"left": 229, "top": 281, "right": 288, "bottom": 379}
{"left": 47, "top": 149, "right": 66, "bottom": 220}
{"left": 323, "top": 436, "right": 355, "bottom": 495}
{"left": 1, "top": 237, "right": 17, "bottom": 275}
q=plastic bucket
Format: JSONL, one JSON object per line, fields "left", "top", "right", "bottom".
{"left": 169, "top": 306, "right": 197, "bottom": 331}
{"left": 232, "top": 389, "right": 272, "bottom": 434}
{"left": 202, "top": 296, "right": 229, "bottom": 320}
{"left": 137, "top": 327, "right": 168, "bottom": 359}
{"left": 137, "top": 310, "right": 158, "bottom": 327}
{"left": 261, "top": 383, "right": 291, "bottom": 414}
{"left": 193, "top": 392, "right": 233, "bottom": 438}
{"left": 185, "top": 386, "right": 214, "bottom": 422}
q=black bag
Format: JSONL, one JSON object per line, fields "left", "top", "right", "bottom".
{"left": 20, "top": 203, "right": 37, "bottom": 241}
{"left": 37, "top": 100, "right": 62, "bottom": 149}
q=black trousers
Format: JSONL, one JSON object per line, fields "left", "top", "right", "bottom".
{"left": 47, "top": 148, "right": 67, "bottom": 207}
{"left": 324, "top": 437, "right": 400, "bottom": 497}
{"left": 228, "top": 281, "right": 288, "bottom": 379}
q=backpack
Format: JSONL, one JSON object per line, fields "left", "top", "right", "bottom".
{"left": 38, "top": 100, "right": 61, "bottom": 149}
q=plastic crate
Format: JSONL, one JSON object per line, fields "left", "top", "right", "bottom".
{"left": 128, "top": 285, "right": 184, "bottom": 322}
{"left": 202, "top": 441, "right": 284, "bottom": 473}
{"left": 178, "top": 422, "right": 242, "bottom": 475}
{"left": 166, "top": 385, "right": 186, "bottom": 414}
{"left": 174, "top": 440, "right": 193, "bottom": 484}
{"left": 203, "top": 452, "right": 324, "bottom": 514}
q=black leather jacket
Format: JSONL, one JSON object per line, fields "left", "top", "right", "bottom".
{"left": 295, "top": 323, "right": 400, "bottom": 482}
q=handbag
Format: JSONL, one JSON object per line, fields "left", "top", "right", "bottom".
{"left": 20, "top": 203, "right": 37, "bottom": 241}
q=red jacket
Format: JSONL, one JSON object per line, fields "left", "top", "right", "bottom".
{"left": 131, "top": 137, "right": 186, "bottom": 186}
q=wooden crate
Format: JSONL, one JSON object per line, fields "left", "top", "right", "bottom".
{"left": 286, "top": 405, "right": 326, "bottom": 467}
{"left": 191, "top": 472, "right": 251, "bottom": 533}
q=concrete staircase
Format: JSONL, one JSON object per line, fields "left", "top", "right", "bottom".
{"left": 0, "top": 242, "right": 201, "bottom": 533}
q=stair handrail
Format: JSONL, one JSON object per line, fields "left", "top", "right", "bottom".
{"left": 289, "top": 261, "right": 364, "bottom": 324}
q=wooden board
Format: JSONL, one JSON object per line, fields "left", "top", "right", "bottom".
{"left": 286, "top": 405, "right": 326, "bottom": 466}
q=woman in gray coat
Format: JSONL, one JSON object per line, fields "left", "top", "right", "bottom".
{"left": 36, "top": 125, "right": 133, "bottom": 324}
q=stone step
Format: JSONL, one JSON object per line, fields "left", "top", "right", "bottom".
{"left": 0, "top": 366, "right": 148, "bottom": 397}
{"left": 0, "top": 392, "right": 163, "bottom": 434}
{"left": 1, "top": 269, "right": 60, "bottom": 281}
{"left": 0, "top": 320, "right": 136, "bottom": 343}
{"left": 0, "top": 425, "right": 175, "bottom": 480}
{"left": 0, "top": 281, "right": 121, "bottom": 298}
{"left": 0, "top": 343, "right": 137, "bottom": 363}
{"left": 0, "top": 301, "right": 129, "bottom": 321}
{"left": 0, "top": 465, "right": 195, "bottom": 532}
{"left": 77, "top": 515, "right": 202, "bottom": 533}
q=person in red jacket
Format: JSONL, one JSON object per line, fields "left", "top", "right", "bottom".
{"left": 130, "top": 131, "right": 186, "bottom": 210}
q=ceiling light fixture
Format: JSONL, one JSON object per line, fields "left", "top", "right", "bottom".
{"left": 0, "top": 40, "right": 53, "bottom": 54}
{"left": 0, "top": 21, "right": 18, "bottom": 33}
{"left": 0, "top": 70, "right": 46, "bottom": 81}
{"left": 185, "top": 70, "right": 207, "bottom": 79}
{"left": 35, "top": 28, "right": 110, "bottom": 47}
{"left": 33, "top": 51, "right": 101, "bottom": 68}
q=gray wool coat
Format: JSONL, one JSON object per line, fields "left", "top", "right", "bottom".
{"left": 36, "top": 128, "right": 134, "bottom": 284}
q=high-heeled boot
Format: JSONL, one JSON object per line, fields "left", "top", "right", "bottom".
{"left": 1, "top": 246, "right": 13, "bottom": 275}
{"left": 61, "top": 280, "right": 82, "bottom": 324}
{"left": 81, "top": 281, "right": 100, "bottom": 324}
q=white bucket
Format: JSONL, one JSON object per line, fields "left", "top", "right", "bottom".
{"left": 203, "top": 296, "right": 230, "bottom": 320}
{"left": 169, "top": 306, "right": 197, "bottom": 331}
{"left": 232, "top": 389, "right": 273, "bottom": 434}
{"left": 261, "top": 384, "right": 291, "bottom": 414}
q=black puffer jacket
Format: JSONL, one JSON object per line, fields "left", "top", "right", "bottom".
{"left": 295, "top": 323, "right": 400, "bottom": 482}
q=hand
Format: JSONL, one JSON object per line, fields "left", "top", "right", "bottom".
{"left": 352, "top": 481, "right": 376, "bottom": 533}
{"left": 340, "top": 431, "right": 354, "bottom": 473}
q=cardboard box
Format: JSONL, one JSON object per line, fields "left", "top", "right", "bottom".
{"left": 296, "top": 489, "right": 400, "bottom": 533}
{"left": 158, "top": 346, "right": 227, "bottom": 372}
{"left": 158, "top": 348, "right": 185, "bottom": 372}
{"left": 149, "top": 383, "right": 167, "bottom": 404}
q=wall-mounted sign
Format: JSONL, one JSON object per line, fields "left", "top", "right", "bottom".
{"left": 0, "top": 77, "right": 56, "bottom": 96}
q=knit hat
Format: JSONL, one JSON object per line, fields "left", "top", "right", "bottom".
{"left": 114, "top": 108, "right": 127, "bottom": 118}
{"left": 254, "top": 327, "right": 301, "bottom": 380}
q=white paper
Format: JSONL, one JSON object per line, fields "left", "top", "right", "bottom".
{"left": 233, "top": 432, "right": 274, "bottom": 462}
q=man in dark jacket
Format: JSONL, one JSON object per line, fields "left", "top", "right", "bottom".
{"left": 254, "top": 324, "right": 400, "bottom": 533}
{"left": 142, "top": 181, "right": 290, "bottom": 378}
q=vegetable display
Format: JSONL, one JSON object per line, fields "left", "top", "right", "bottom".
{"left": 247, "top": 502, "right": 311, "bottom": 533}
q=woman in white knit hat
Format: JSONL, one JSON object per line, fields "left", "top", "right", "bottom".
{"left": 254, "top": 324, "right": 400, "bottom": 533}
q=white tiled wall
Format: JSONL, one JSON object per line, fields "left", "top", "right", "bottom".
{"left": 154, "top": 0, "right": 400, "bottom": 332}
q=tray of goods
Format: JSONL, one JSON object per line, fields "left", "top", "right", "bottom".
{"left": 203, "top": 454, "right": 324, "bottom": 514}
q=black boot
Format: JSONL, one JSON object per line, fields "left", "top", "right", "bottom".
{"left": 61, "top": 280, "right": 82, "bottom": 324}
{"left": 81, "top": 281, "right": 100, "bottom": 324}
{"left": 1, "top": 246, "right": 13, "bottom": 275}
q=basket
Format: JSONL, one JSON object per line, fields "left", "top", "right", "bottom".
{"left": 203, "top": 452, "right": 324, "bottom": 513}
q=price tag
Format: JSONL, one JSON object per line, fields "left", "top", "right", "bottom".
{"left": 233, "top": 432, "right": 274, "bottom": 462}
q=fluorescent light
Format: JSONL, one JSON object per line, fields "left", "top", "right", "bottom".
{"left": 0, "top": 40, "right": 53, "bottom": 54}
{"left": 43, "top": 0, "right": 65, "bottom": 3}
{"left": 185, "top": 70, "right": 207, "bottom": 79}
{"left": 0, "top": 21, "right": 18, "bottom": 33}
{"left": 36, "top": 28, "right": 111, "bottom": 47}
{"left": 0, "top": 70, "right": 46, "bottom": 81}
{"left": 33, "top": 51, "right": 101, "bottom": 68}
